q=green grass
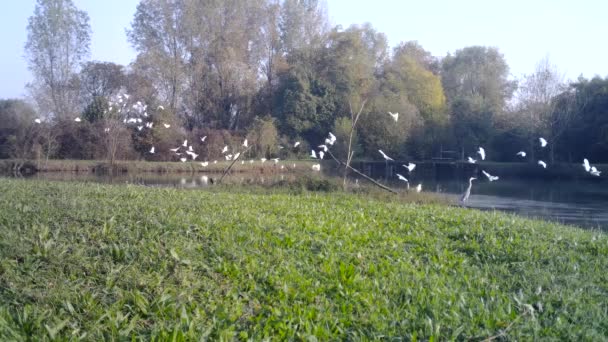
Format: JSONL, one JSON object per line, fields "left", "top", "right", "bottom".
{"left": 0, "top": 179, "right": 607, "bottom": 340}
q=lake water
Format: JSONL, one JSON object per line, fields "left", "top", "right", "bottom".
{"left": 5, "top": 171, "right": 608, "bottom": 230}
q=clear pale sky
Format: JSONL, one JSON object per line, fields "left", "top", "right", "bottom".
{"left": 2, "top": 0, "right": 607, "bottom": 99}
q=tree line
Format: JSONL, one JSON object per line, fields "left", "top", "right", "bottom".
{"left": 1, "top": 0, "right": 607, "bottom": 164}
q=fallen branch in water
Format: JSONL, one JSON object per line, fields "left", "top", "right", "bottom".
{"left": 325, "top": 150, "right": 398, "bottom": 194}
{"left": 218, "top": 145, "right": 252, "bottom": 184}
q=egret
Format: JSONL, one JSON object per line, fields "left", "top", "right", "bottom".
{"left": 136, "top": 118, "right": 143, "bottom": 123}
{"left": 145, "top": 122, "right": 153, "bottom": 128}
{"left": 249, "top": 159, "right": 254, "bottom": 164}
{"left": 312, "top": 164, "right": 321, "bottom": 171}
{"left": 396, "top": 174, "right": 410, "bottom": 189}
{"left": 104, "top": 128, "right": 110, "bottom": 133}
{"left": 180, "top": 157, "right": 187, "bottom": 163}
{"left": 272, "top": 158, "right": 279, "bottom": 163}
{"left": 294, "top": 141, "right": 300, "bottom": 148}
{"left": 378, "top": 150, "right": 394, "bottom": 161}
{"left": 221, "top": 146, "right": 228, "bottom": 154}
{"left": 241, "top": 161, "right": 245, "bottom": 164}
{"left": 591, "top": 168, "right": 601, "bottom": 176}
{"left": 137, "top": 126, "right": 143, "bottom": 131}
{"left": 583, "top": 158, "right": 591, "bottom": 172}
{"left": 243, "top": 139, "right": 248, "bottom": 147}
{"left": 225, "top": 154, "right": 233, "bottom": 161}
{"left": 460, "top": 177, "right": 477, "bottom": 205}
{"left": 163, "top": 123, "right": 171, "bottom": 128}
{"left": 467, "top": 157, "right": 477, "bottom": 164}
{"left": 214, "top": 160, "right": 217, "bottom": 164}
{"left": 538, "top": 160, "right": 547, "bottom": 168}
{"left": 149, "top": 146, "right": 155, "bottom": 154}
{"left": 186, "top": 151, "right": 198, "bottom": 160}
{"left": 261, "top": 158, "right": 267, "bottom": 163}
{"left": 403, "top": 163, "right": 416, "bottom": 173}
{"left": 310, "top": 150, "right": 317, "bottom": 159}
{"left": 278, "top": 145, "right": 284, "bottom": 149}
{"left": 74, "top": 117, "right": 82, "bottom": 122}
{"left": 200, "top": 162, "right": 209, "bottom": 167}
{"left": 318, "top": 145, "right": 328, "bottom": 152}
{"left": 328, "top": 132, "right": 336, "bottom": 142}
{"left": 127, "top": 118, "right": 137, "bottom": 124}
{"left": 34, "top": 118, "right": 41, "bottom": 124}
{"left": 516, "top": 151, "right": 526, "bottom": 157}
{"left": 482, "top": 170, "right": 499, "bottom": 182}
{"left": 234, "top": 152, "right": 240, "bottom": 160}
{"left": 539, "top": 137, "right": 548, "bottom": 147}
{"left": 170, "top": 147, "right": 180, "bottom": 152}
{"left": 201, "top": 136, "right": 207, "bottom": 142}
{"left": 319, "top": 151, "right": 325, "bottom": 160}
{"left": 477, "top": 147, "right": 486, "bottom": 160}
{"left": 388, "top": 111, "right": 399, "bottom": 122}
{"left": 416, "top": 184, "right": 422, "bottom": 193}
{"left": 157, "top": 105, "right": 164, "bottom": 110}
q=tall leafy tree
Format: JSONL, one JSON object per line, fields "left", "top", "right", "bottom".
{"left": 25, "top": 0, "right": 91, "bottom": 118}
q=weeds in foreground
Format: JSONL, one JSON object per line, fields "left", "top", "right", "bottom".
{"left": 0, "top": 179, "right": 606, "bottom": 340}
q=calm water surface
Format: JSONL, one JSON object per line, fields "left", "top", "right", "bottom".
{"left": 6, "top": 171, "right": 608, "bottom": 230}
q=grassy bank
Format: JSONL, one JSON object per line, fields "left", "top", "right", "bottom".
{"left": 0, "top": 180, "right": 607, "bottom": 340}
{"left": 0, "top": 158, "right": 317, "bottom": 174}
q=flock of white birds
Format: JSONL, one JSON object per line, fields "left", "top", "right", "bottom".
{"left": 33, "top": 99, "right": 602, "bottom": 195}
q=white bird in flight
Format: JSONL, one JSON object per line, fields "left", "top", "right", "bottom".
{"left": 272, "top": 158, "right": 279, "bottom": 163}
{"left": 538, "top": 160, "right": 547, "bottom": 169}
{"left": 482, "top": 170, "right": 499, "bottom": 182}
{"left": 294, "top": 141, "right": 300, "bottom": 148}
{"left": 149, "top": 146, "right": 155, "bottom": 154}
{"left": 221, "top": 146, "right": 228, "bottom": 154}
{"left": 234, "top": 152, "right": 240, "bottom": 160}
{"left": 200, "top": 162, "right": 208, "bottom": 167}
{"left": 396, "top": 174, "right": 408, "bottom": 182}
{"left": 157, "top": 105, "right": 164, "bottom": 110}
{"left": 261, "top": 158, "right": 267, "bottom": 163}
{"left": 180, "top": 157, "right": 187, "bottom": 163}
{"left": 477, "top": 147, "right": 486, "bottom": 161}
{"left": 186, "top": 151, "right": 198, "bottom": 160}
{"left": 319, "top": 151, "right": 325, "bottom": 160}
{"left": 416, "top": 184, "right": 422, "bottom": 193}
{"left": 182, "top": 140, "right": 188, "bottom": 147}
{"left": 388, "top": 111, "right": 399, "bottom": 122}
{"left": 74, "top": 117, "right": 82, "bottom": 122}
{"left": 467, "top": 157, "right": 477, "bottom": 164}
{"left": 590, "top": 167, "right": 601, "bottom": 177}
{"left": 201, "top": 136, "right": 207, "bottom": 142}
{"left": 539, "top": 137, "right": 547, "bottom": 147}
{"left": 310, "top": 150, "right": 317, "bottom": 159}
{"left": 243, "top": 139, "right": 248, "bottom": 147}
{"left": 403, "top": 163, "right": 416, "bottom": 172}
{"left": 318, "top": 145, "right": 328, "bottom": 152}
{"left": 163, "top": 123, "right": 171, "bottom": 128}
{"left": 170, "top": 147, "right": 180, "bottom": 152}
{"left": 137, "top": 126, "right": 143, "bottom": 131}
{"left": 34, "top": 118, "right": 41, "bottom": 124}
{"left": 583, "top": 158, "right": 591, "bottom": 172}
{"left": 312, "top": 164, "right": 321, "bottom": 171}
{"left": 378, "top": 150, "right": 393, "bottom": 161}
{"left": 516, "top": 151, "right": 526, "bottom": 157}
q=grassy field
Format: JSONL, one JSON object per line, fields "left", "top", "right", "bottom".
{"left": 0, "top": 179, "right": 607, "bottom": 340}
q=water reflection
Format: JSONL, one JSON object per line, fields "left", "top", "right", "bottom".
{"left": 6, "top": 171, "right": 608, "bottom": 230}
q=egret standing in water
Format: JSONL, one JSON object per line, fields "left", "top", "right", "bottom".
{"left": 459, "top": 177, "right": 476, "bottom": 205}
